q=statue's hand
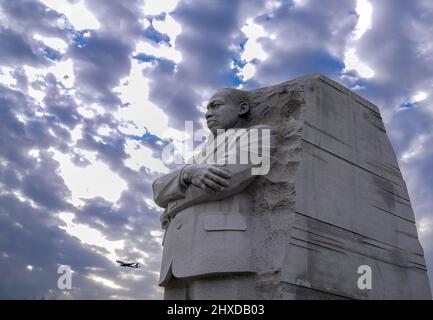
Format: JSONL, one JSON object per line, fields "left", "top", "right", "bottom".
{"left": 182, "top": 164, "right": 231, "bottom": 193}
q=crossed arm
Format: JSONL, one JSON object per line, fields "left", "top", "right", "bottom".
{"left": 152, "top": 125, "right": 277, "bottom": 227}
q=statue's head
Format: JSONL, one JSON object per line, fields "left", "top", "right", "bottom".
{"left": 205, "top": 88, "right": 251, "bottom": 135}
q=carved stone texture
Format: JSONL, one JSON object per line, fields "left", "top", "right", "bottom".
{"left": 247, "top": 74, "right": 431, "bottom": 299}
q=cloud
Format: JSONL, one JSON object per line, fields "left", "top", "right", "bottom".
{"left": 0, "top": 0, "right": 163, "bottom": 299}
{"left": 143, "top": 0, "right": 265, "bottom": 128}
{"left": 0, "top": 27, "right": 49, "bottom": 67}
{"left": 1, "top": 0, "right": 433, "bottom": 299}
{"left": 241, "top": 0, "right": 358, "bottom": 87}
{"left": 68, "top": 31, "right": 133, "bottom": 107}
{"left": 40, "top": 0, "right": 101, "bottom": 31}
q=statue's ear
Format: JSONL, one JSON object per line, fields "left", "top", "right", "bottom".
{"left": 237, "top": 101, "right": 250, "bottom": 116}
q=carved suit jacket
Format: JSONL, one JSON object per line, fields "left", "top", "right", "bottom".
{"left": 152, "top": 125, "right": 277, "bottom": 286}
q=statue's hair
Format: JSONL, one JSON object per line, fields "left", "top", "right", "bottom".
{"left": 216, "top": 88, "right": 252, "bottom": 121}
{"left": 217, "top": 88, "right": 250, "bottom": 104}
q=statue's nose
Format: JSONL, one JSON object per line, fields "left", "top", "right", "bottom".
{"left": 205, "top": 110, "right": 213, "bottom": 120}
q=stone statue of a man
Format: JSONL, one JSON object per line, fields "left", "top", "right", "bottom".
{"left": 153, "top": 88, "right": 277, "bottom": 299}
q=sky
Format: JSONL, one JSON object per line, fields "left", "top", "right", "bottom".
{"left": 0, "top": 0, "right": 432, "bottom": 299}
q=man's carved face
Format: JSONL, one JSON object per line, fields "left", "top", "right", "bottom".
{"left": 205, "top": 90, "right": 248, "bottom": 135}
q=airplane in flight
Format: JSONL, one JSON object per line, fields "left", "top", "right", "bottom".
{"left": 116, "top": 260, "right": 140, "bottom": 268}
